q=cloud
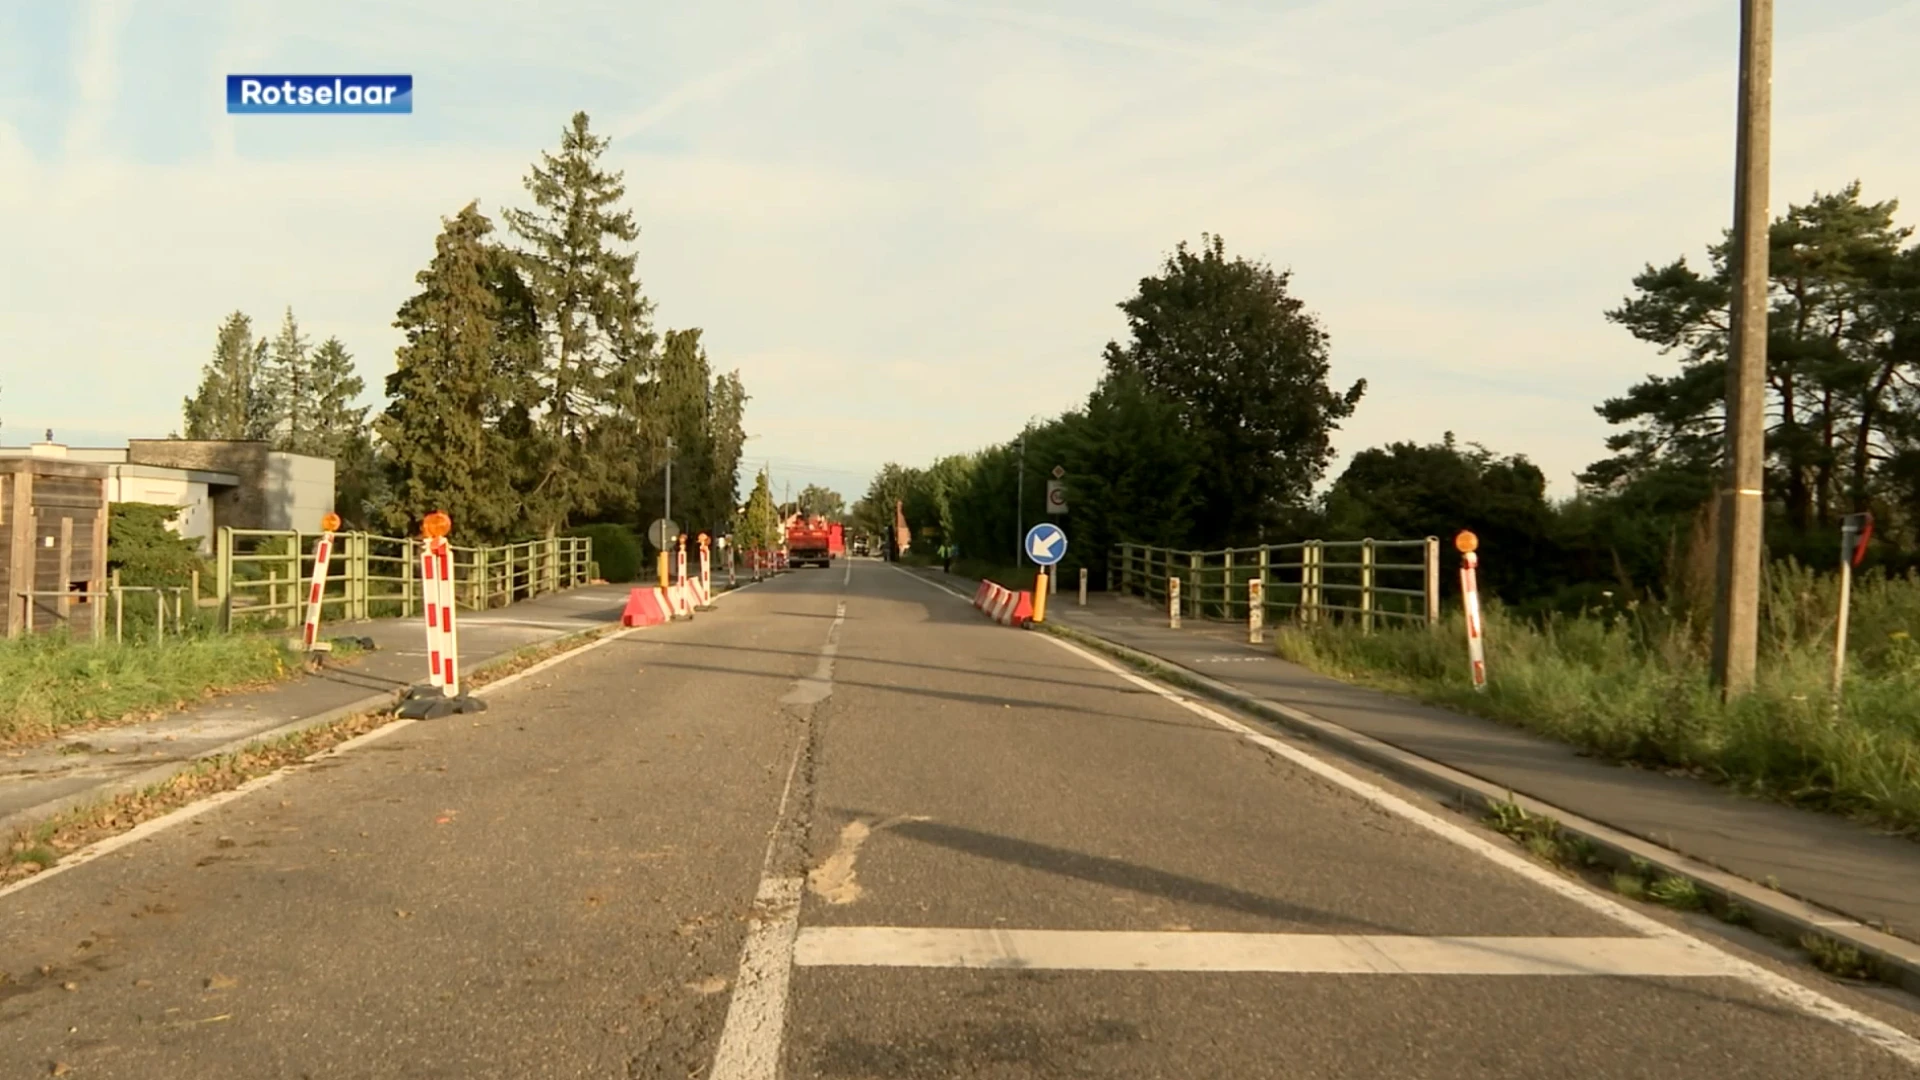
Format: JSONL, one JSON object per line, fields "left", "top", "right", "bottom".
{"left": 6, "top": 0, "right": 1920, "bottom": 506}
{"left": 62, "top": 0, "right": 126, "bottom": 161}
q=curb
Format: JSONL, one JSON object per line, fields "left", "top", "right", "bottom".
{"left": 1040, "top": 617, "right": 1920, "bottom": 997}
{"left": 0, "top": 620, "right": 621, "bottom": 841}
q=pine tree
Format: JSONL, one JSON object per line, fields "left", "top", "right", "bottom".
{"left": 705, "top": 370, "right": 749, "bottom": 532}
{"left": 306, "top": 337, "right": 369, "bottom": 460}
{"left": 375, "top": 201, "right": 522, "bottom": 543}
{"left": 183, "top": 311, "right": 270, "bottom": 440}
{"left": 259, "top": 307, "right": 312, "bottom": 451}
{"left": 503, "top": 111, "right": 656, "bottom": 534}
{"left": 740, "top": 469, "right": 782, "bottom": 550}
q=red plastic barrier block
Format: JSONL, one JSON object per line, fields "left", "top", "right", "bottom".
{"left": 621, "top": 587, "right": 668, "bottom": 627}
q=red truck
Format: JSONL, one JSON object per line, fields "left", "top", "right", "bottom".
{"left": 785, "top": 516, "right": 834, "bottom": 568}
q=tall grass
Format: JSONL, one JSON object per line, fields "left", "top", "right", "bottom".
{"left": 1275, "top": 561, "right": 1920, "bottom": 831}
{"left": 0, "top": 631, "right": 295, "bottom": 749}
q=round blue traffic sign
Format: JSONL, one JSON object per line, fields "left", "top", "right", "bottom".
{"left": 1024, "top": 523, "right": 1067, "bottom": 566}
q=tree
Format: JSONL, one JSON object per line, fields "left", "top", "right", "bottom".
{"left": 503, "top": 111, "right": 656, "bottom": 534}
{"left": 374, "top": 201, "right": 522, "bottom": 543}
{"left": 1103, "top": 233, "right": 1365, "bottom": 545}
{"left": 1591, "top": 182, "right": 1918, "bottom": 545}
{"left": 182, "top": 311, "right": 272, "bottom": 440}
{"left": 739, "top": 469, "right": 782, "bottom": 550}
{"left": 258, "top": 307, "right": 312, "bottom": 451}
{"left": 796, "top": 485, "right": 846, "bottom": 520}
{"left": 1058, "top": 369, "right": 1206, "bottom": 558}
{"left": 705, "top": 370, "right": 749, "bottom": 532}
{"left": 1324, "top": 433, "right": 1557, "bottom": 603}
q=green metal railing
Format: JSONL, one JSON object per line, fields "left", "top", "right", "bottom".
{"left": 210, "top": 527, "right": 594, "bottom": 631}
{"left": 1110, "top": 538, "right": 1442, "bottom": 629}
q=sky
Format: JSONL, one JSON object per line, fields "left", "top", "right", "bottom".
{"left": 3, "top": 0, "right": 1917, "bottom": 510}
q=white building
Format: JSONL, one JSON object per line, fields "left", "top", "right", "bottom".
{"left": 0, "top": 439, "right": 336, "bottom": 554}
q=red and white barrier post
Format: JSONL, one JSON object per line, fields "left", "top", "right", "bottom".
{"left": 695, "top": 532, "right": 716, "bottom": 611}
{"left": 1168, "top": 576, "right": 1181, "bottom": 630}
{"left": 398, "top": 511, "right": 487, "bottom": 719}
{"left": 301, "top": 511, "right": 342, "bottom": 655}
{"left": 1248, "top": 577, "right": 1264, "bottom": 644}
{"left": 1456, "top": 530, "right": 1487, "bottom": 691}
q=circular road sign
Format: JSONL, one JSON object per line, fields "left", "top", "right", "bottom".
{"left": 1046, "top": 485, "right": 1068, "bottom": 511}
{"left": 648, "top": 518, "right": 681, "bottom": 550}
{"left": 1025, "top": 522, "right": 1067, "bottom": 567}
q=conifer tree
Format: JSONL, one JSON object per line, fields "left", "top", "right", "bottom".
{"left": 183, "top": 311, "right": 270, "bottom": 440}
{"left": 259, "top": 307, "right": 311, "bottom": 451}
{"left": 503, "top": 111, "right": 656, "bottom": 534}
{"left": 375, "top": 201, "right": 521, "bottom": 542}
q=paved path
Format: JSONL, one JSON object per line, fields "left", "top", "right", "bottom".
{"left": 1, "top": 560, "right": 1916, "bottom": 1078}
{"left": 0, "top": 582, "right": 642, "bottom": 832}
{"left": 1034, "top": 587, "right": 1920, "bottom": 945}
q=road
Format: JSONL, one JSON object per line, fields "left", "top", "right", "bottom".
{"left": 3, "top": 559, "right": 1918, "bottom": 1078}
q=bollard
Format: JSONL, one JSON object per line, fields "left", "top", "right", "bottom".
{"left": 695, "top": 533, "right": 716, "bottom": 611}
{"left": 657, "top": 549, "right": 670, "bottom": 589}
{"left": 1033, "top": 571, "right": 1049, "bottom": 624}
{"left": 1078, "top": 567, "right": 1088, "bottom": 606}
{"left": 1456, "top": 531, "right": 1487, "bottom": 691}
{"left": 1168, "top": 576, "right": 1181, "bottom": 630}
{"left": 301, "top": 512, "right": 342, "bottom": 658}
{"left": 1248, "top": 578, "right": 1264, "bottom": 644}
{"left": 398, "top": 511, "right": 487, "bottom": 719}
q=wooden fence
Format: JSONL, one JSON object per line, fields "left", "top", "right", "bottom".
{"left": 1110, "top": 538, "right": 1441, "bottom": 629}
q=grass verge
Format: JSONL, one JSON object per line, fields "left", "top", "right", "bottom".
{"left": 1272, "top": 561, "right": 1920, "bottom": 833}
{"left": 0, "top": 632, "right": 300, "bottom": 750}
{"left": 1, "top": 624, "right": 617, "bottom": 889}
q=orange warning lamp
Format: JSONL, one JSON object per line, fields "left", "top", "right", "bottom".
{"left": 422, "top": 511, "right": 452, "bottom": 540}
{"left": 320, "top": 512, "right": 342, "bottom": 533}
{"left": 1455, "top": 530, "right": 1479, "bottom": 554}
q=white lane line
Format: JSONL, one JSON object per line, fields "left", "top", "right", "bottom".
{"left": 893, "top": 567, "right": 1920, "bottom": 1064}
{"left": 709, "top": 597, "right": 847, "bottom": 1080}
{"left": 794, "top": 928, "right": 1733, "bottom": 977}
{"left": 0, "top": 625, "right": 641, "bottom": 902}
{"left": 1037, "top": 630, "right": 1920, "bottom": 1066}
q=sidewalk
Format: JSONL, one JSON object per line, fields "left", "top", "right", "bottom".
{"left": 1027, "top": 589, "right": 1920, "bottom": 940}
{"left": 0, "top": 582, "right": 641, "bottom": 835}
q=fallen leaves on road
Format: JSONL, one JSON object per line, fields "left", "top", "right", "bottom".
{"left": 203, "top": 974, "right": 238, "bottom": 991}
{"left": 684, "top": 976, "right": 729, "bottom": 996}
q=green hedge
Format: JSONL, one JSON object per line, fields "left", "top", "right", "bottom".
{"left": 568, "top": 524, "right": 643, "bottom": 583}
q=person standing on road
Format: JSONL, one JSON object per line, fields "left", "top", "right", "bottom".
{"left": 943, "top": 541, "right": 956, "bottom": 574}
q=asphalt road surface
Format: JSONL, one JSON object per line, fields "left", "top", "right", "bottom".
{"left": 4, "top": 560, "right": 1919, "bottom": 1078}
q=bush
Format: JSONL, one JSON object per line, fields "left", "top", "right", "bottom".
{"left": 108, "top": 503, "right": 204, "bottom": 587}
{"left": 1275, "top": 560, "right": 1920, "bottom": 831}
{"left": 568, "top": 524, "right": 643, "bottom": 582}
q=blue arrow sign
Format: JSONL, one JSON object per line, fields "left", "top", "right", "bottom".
{"left": 1025, "top": 523, "right": 1067, "bottom": 566}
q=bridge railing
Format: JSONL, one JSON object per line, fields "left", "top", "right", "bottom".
{"left": 1110, "top": 538, "right": 1441, "bottom": 629}
{"left": 210, "top": 527, "right": 594, "bottom": 631}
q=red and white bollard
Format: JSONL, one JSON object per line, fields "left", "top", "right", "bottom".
{"left": 1456, "top": 531, "right": 1487, "bottom": 691}
{"left": 398, "top": 511, "right": 486, "bottom": 719}
{"left": 695, "top": 533, "right": 716, "bottom": 611}
{"left": 301, "top": 512, "right": 342, "bottom": 654}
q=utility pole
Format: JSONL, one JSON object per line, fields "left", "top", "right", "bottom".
{"left": 1016, "top": 432, "right": 1026, "bottom": 562}
{"left": 664, "top": 435, "right": 675, "bottom": 533}
{"left": 1710, "top": 0, "right": 1773, "bottom": 698}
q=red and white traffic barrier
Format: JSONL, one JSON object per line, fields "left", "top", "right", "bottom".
{"left": 621, "top": 586, "right": 673, "bottom": 627}
{"left": 971, "top": 579, "right": 1033, "bottom": 628}
{"left": 301, "top": 513, "right": 341, "bottom": 651}
{"left": 397, "top": 512, "right": 486, "bottom": 719}
{"left": 1457, "top": 531, "right": 1487, "bottom": 691}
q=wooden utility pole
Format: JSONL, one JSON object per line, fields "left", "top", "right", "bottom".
{"left": 1710, "top": 0, "right": 1773, "bottom": 697}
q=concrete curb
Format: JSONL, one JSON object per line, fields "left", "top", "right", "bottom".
{"left": 1039, "top": 618, "right": 1920, "bottom": 996}
{"left": 0, "top": 620, "right": 621, "bottom": 841}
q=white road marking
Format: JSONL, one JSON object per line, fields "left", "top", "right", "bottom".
{"left": 1038, "top": 631, "right": 1920, "bottom": 1066}
{"left": 794, "top": 927, "right": 1733, "bottom": 977}
{"left": 894, "top": 566, "right": 1920, "bottom": 1064}
{"left": 709, "top": 594, "right": 847, "bottom": 1080}
{"left": 0, "top": 624, "right": 643, "bottom": 901}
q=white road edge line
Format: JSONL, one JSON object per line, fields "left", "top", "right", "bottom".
{"left": 892, "top": 565, "right": 1920, "bottom": 1066}
{"left": 708, "top": 595, "right": 847, "bottom": 1080}
{"left": 0, "top": 623, "right": 645, "bottom": 903}
{"left": 792, "top": 927, "right": 1731, "bottom": 977}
